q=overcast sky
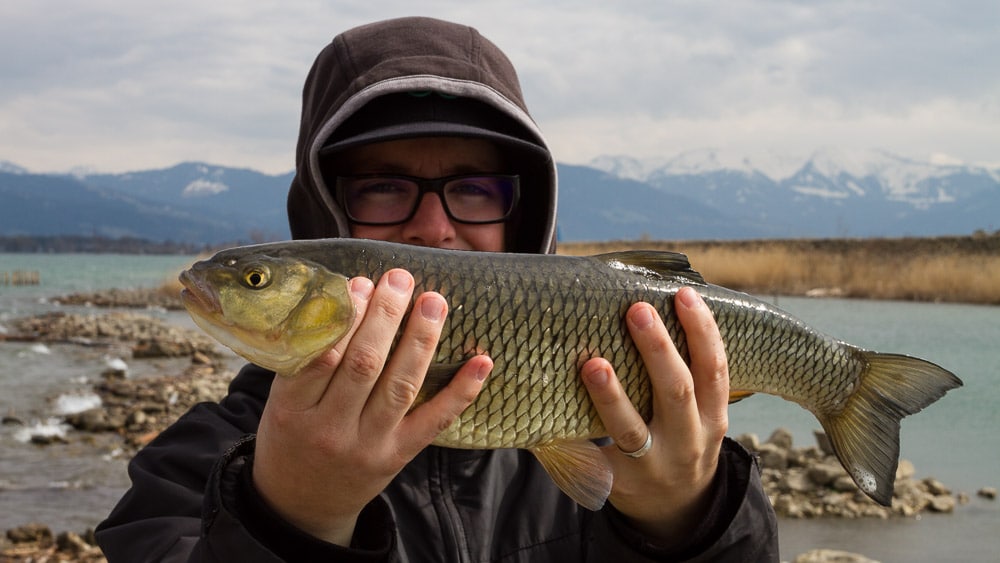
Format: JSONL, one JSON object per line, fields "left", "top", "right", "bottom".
{"left": 2, "top": 0, "right": 998, "bottom": 175}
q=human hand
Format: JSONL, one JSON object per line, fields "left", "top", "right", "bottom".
{"left": 251, "top": 269, "right": 492, "bottom": 545}
{"left": 580, "top": 286, "right": 729, "bottom": 546}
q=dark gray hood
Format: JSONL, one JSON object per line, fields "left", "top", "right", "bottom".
{"left": 287, "top": 17, "right": 558, "bottom": 254}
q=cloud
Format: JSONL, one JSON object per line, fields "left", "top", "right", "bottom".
{"left": 0, "top": 0, "right": 997, "bottom": 173}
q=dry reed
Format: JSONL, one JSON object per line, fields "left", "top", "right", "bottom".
{"left": 558, "top": 236, "right": 1000, "bottom": 305}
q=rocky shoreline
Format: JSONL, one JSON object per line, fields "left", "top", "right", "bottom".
{"left": 1, "top": 289, "right": 994, "bottom": 562}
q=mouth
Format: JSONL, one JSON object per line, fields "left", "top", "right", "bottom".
{"left": 178, "top": 269, "right": 222, "bottom": 315}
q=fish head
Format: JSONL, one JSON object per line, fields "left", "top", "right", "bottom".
{"left": 179, "top": 250, "right": 355, "bottom": 375}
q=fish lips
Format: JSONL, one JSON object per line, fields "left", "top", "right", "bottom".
{"left": 178, "top": 268, "right": 222, "bottom": 315}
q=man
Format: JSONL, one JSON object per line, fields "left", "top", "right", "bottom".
{"left": 97, "top": 17, "right": 778, "bottom": 561}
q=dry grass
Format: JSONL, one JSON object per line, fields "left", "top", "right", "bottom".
{"left": 558, "top": 235, "right": 1000, "bottom": 305}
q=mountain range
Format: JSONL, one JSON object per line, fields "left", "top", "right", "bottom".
{"left": 1, "top": 148, "right": 997, "bottom": 245}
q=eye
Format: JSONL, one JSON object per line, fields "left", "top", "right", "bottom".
{"left": 242, "top": 266, "right": 271, "bottom": 289}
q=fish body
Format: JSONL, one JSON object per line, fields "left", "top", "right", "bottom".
{"left": 179, "top": 238, "right": 962, "bottom": 510}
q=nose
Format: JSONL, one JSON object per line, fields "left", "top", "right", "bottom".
{"left": 400, "top": 194, "right": 456, "bottom": 247}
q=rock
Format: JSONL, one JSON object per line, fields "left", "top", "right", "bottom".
{"left": 756, "top": 443, "right": 788, "bottom": 470}
{"left": 56, "top": 530, "right": 94, "bottom": 556}
{"left": 65, "top": 409, "right": 119, "bottom": 432}
{"left": 101, "top": 367, "right": 128, "bottom": 380}
{"left": 978, "top": 486, "right": 997, "bottom": 499}
{"left": 894, "top": 459, "right": 915, "bottom": 481}
{"left": 922, "top": 477, "right": 950, "bottom": 496}
{"left": 8, "top": 311, "right": 219, "bottom": 359}
{"left": 734, "top": 432, "right": 760, "bottom": 452}
{"left": 808, "top": 463, "right": 847, "bottom": 486}
{"left": 766, "top": 427, "right": 794, "bottom": 450}
{"left": 6, "top": 523, "right": 54, "bottom": 546}
{"left": 928, "top": 494, "right": 956, "bottom": 513}
{"left": 813, "top": 430, "right": 835, "bottom": 456}
{"left": 192, "top": 351, "right": 213, "bottom": 365}
{"left": 781, "top": 470, "right": 816, "bottom": 494}
{"left": 832, "top": 475, "right": 859, "bottom": 492}
{"left": 1, "top": 415, "right": 24, "bottom": 426}
{"left": 794, "top": 548, "right": 881, "bottom": 563}
{"left": 30, "top": 433, "right": 68, "bottom": 446}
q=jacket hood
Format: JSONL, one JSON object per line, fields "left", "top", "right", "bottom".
{"left": 287, "top": 17, "right": 558, "bottom": 254}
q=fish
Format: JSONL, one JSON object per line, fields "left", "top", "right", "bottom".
{"left": 179, "top": 238, "right": 962, "bottom": 511}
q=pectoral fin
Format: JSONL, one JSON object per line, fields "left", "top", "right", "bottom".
{"left": 728, "top": 390, "right": 755, "bottom": 403}
{"left": 529, "top": 439, "right": 614, "bottom": 511}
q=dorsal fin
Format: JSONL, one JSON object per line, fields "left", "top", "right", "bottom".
{"left": 593, "top": 250, "right": 707, "bottom": 286}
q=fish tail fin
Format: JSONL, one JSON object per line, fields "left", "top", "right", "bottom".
{"left": 818, "top": 352, "right": 962, "bottom": 506}
{"left": 530, "top": 439, "right": 614, "bottom": 511}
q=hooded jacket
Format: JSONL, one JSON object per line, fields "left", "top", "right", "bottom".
{"left": 286, "top": 16, "right": 557, "bottom": 254}
{"left": 96, "top": 17, "right": 778, "bottom": 562}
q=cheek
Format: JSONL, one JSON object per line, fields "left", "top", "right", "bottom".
{"left": 457, "top": 224, "right": 505, "bottom": 252}
{"left": 349, "top": 225, "right": 400, "bottom": 242}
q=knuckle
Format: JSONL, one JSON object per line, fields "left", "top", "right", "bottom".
{"left": 386, "top": 377, "right": 421, "bottom": 410}
{"left": 407, "top": 326, "right": 442, "bottom": 354}
{"left": 372, "top": 294, "right": 409, "bottom": 321}
{"left": 665, "top": 378, "right": 695, "bottom": 404}
{"left": 617, "top": 424, "right": 649, "bottom": 449}
{"left": 343, "top": 344, "right": 384, "bottom": 380}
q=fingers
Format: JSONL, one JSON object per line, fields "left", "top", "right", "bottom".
{"left": 321, "top": 269, "right": 416, "bottom": 422}
{"left": 364, "top": 290, "right": 449, "bottom": 430}
{"left": 581, "top": 288, "right": 730, "bottom": 456}
{"left": 399, "top": 354, "right": 492, "bottom": 451}
{"left": 269, "top": 276, "right": 375, "bottom": 412}
{"left": 581, "top": 358, "right": 650, "bottom": 455}
{"left": 674, "top": 287, "right": 730, "bottom": 435}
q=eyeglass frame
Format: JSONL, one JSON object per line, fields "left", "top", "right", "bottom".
{"left": 334, "top": 173, "right": 521, "bottom": 226}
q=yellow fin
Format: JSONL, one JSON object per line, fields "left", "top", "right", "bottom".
{"left": 728, "top": 390, "right": 755, "bottom": 403}
{"left": 529, "top": 439, "right": 613, "bottom": 511}
{"left": 818, "top": 352, "right": 962, "bottom": 506}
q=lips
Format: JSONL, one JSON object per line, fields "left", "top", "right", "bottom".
{"left": 178, "top": 269, "right": 222, "bottom": 315}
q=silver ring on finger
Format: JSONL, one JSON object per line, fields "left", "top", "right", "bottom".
{"left": 617, "top": 430, "right": 653, "bottom": 459}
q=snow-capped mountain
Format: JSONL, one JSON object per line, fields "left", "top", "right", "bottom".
{"left": 584, "top": 148, "right": 1000, "bottom": 239}
{"left": 2, "top": 149, "right": 997, "bottom": 244}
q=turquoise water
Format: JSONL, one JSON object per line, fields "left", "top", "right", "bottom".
{"left": 0, "top": 254, "right": 997, "bottom": 560}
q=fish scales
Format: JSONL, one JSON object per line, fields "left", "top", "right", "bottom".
{"left": 179, "top": 238, "right": 962, "bottom": 508}
{"left": 274, "top": 240, "right": 860, "bottom": 447}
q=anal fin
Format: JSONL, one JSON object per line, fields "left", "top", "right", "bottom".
{"left": 728, "top": 390, "right": 755, "bottom": 403}
{"left": 529, "top": 439, "right": 614, "bottom": 511}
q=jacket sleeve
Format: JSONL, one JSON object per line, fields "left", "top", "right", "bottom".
{"left": 95, "top": 366, "right": 398, "bottom": 563}
{"left": 588, "top": 438, "right": 779, "bottom": 562}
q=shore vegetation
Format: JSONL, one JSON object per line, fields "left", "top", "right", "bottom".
{"left": 558, "top": 233, "right": 1000, "bottom": 305}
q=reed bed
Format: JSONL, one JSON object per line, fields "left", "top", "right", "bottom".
{"left": 558, "top": 235, "right": 1000, "bottom": 305}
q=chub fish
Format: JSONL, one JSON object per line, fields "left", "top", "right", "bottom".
{"left": 179, "top": 239, "right": 962, "bottom": 510}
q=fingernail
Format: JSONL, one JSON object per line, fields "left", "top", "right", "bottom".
{"left": 420, "top": 294, "right": 446, "bottom": 321}
{"left": 386, "top": 270, "right": 412, "bottom": 293}
{"left": 678, "top": 287, "right": 703, "bottom": 309}
{"left": 475, "top": 358, "right": 492, "bottom": 382}
{"left": 351, "top": 277, "right": 375, "bottom": 299}
{"left": 630, "top": 305, "right": 657, "bottom": 330}
{"left": 584, "top": 362, "right": 610, "bottom": 386}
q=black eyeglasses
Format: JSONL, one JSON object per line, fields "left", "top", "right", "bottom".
{"left": 336, "top": 174, "right": 520, "bottom": 226}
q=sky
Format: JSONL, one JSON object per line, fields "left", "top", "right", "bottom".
{"left": 1, "top": 0, "right": 998, "bottom": 175}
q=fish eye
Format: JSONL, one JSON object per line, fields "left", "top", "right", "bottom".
{"left": 242, "top": 266, "right": 271, "bottom": 289}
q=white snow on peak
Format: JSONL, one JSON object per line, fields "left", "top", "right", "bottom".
{"left": 591, "top": 148, "right": 808, "bottom": 181}
{"left": 182, "top": 178, "right": 229, "bottom": 196}
{"left": 591, "top": 147, "right": 1000, "bottom": 203}
{"left": 588, "top": 154, "right": 668, "bottom": 181}
{"left": 0, "top": 160, "right": 29, "bottom": 174}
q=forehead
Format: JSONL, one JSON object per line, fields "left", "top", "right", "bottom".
{"left": 333, "top": 137, "right": 504, "bottom": 175}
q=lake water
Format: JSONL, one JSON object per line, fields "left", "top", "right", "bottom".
{"left": 1, "top": 253, "right": 998, "bottom": 561}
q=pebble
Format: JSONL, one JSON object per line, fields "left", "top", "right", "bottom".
{"left": 739, "top": 429, "right": 982, "bottom": 519}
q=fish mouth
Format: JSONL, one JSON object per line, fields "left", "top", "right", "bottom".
{"left": 178, "top": 269, "right": 222, "bottom": 315}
